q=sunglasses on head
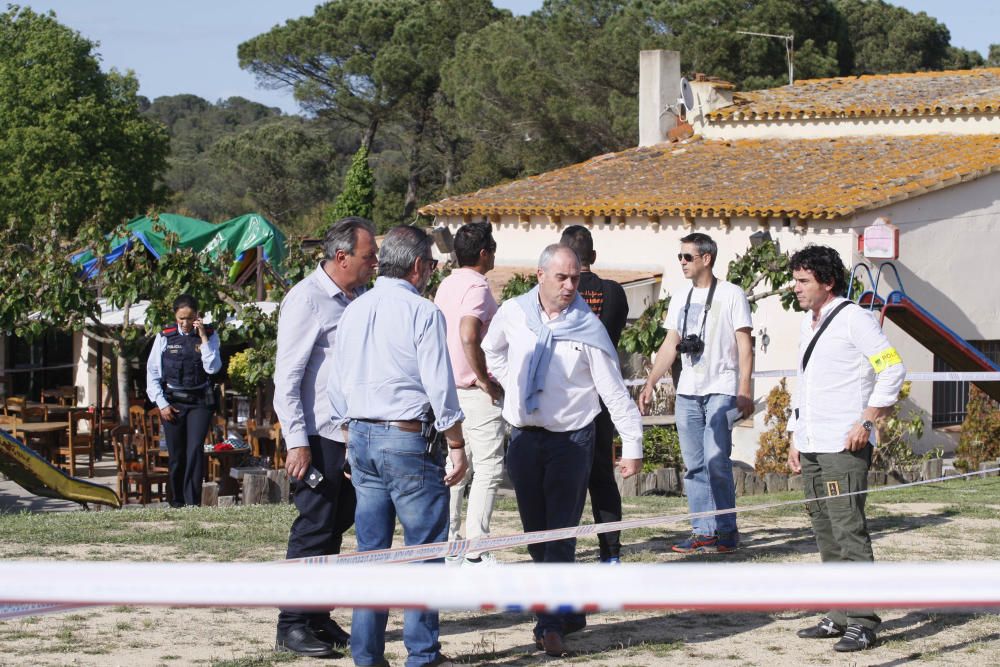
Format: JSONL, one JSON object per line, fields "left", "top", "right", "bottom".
{"left": 677, "top": 253, "right": 703, "bottom": 262}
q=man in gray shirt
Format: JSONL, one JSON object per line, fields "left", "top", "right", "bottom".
{"left": 273, "top": 217, "right": 378, "bottom": 658}
{"left": 328, "top": 225, "right": 467, "bottom": 667}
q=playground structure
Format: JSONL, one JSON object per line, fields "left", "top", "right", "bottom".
{"left": 851, "top": 261, "right": 1000, "bottom": 403}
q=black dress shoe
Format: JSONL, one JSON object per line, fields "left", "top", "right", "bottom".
{"left": 275, "top": 626, "right": 336, "bottom": 657}
{"left": 796, "top": 616, "right": 845, "bottom": 639}
{"left": 833, "top": 624, "right": 876, "bottom": 652}
{"left": 310, "top": 617, "right": 351, "bottom": 647}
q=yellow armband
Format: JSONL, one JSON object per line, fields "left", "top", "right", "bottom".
{"left": 868, "top": 347, "right": 902, "bottom": 373}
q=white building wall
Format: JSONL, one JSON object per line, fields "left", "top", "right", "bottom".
{"left": 700, "top": 114, "right": 1000, "bottom": 140}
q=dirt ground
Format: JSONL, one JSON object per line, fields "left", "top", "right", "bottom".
{"left": 2, "top": 492, "right": 999, "bottom": 667}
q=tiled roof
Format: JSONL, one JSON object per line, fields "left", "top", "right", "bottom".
{"left": 707, "top": 68, "right": 1000, "bottom": 121}
{"left": 486, "top": 266, "right": 659, "bottom": 300}
{"left": 420, "top": 134, "right": 1000, "bottom": 221}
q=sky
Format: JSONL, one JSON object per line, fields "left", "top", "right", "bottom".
{"left": 20, "top": 1, "right": 999, "bottom": 115}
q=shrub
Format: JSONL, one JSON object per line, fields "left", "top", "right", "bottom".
{"left": 755, "top": 379, "right": 792, "bottom": 474}
{"left": 500, "top": 272, "right": 537, "bottom": 301}
{"left": 226, "top": 348, "right": 273, "bottom": 396}
{"left": 872, "top": 382, "right": 925, "bottom": 471}
{"left": 641, "top": 426, "right": 682, "bottom": 473}
{"left": 955, "top": 386, "right": 1000, "bottom": 470}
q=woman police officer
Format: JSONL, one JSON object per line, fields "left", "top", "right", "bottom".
{"left": 146, "top": 294, "right": 221, "bottom": 506}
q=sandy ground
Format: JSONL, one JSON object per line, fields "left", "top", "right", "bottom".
{"left": 1, "top": 463, "right": 999, "bottom": 666}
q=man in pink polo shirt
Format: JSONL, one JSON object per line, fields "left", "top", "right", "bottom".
{"left": 434, "top": 221, "right": 505, "bottom": 566}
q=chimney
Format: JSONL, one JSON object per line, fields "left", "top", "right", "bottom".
{"left": 639, "top": 50, "right": 681, "bottom": 147}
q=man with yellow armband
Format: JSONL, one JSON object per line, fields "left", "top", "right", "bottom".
{"left": 785, "top": 245, "right": 906, "bottom": 653}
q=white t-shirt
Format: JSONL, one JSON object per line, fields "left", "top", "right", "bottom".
{"left": 664, "top": 279, "right": 753, "bottom": 397}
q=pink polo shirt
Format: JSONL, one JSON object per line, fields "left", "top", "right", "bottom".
{"left": 434, "top": 267, "right": 498, "bottom": 388}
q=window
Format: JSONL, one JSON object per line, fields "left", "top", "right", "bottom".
{"left": 932, "top": 341, "right": 1000, "bottom": 427}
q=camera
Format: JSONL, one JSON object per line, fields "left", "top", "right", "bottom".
{"left": 676, "top": 334, "right": 705, "bottom": 355}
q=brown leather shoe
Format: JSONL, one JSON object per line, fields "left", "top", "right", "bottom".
{"left": 541, "top": 630, "right": 569, "bottom": 657}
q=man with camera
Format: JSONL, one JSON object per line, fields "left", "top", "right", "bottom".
{"left": 638, "top": 232, "right": 753, "bottom": 554}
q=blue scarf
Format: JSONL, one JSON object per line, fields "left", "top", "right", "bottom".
{"left": 515, "top": 286, "right": 619, "bottom": 412}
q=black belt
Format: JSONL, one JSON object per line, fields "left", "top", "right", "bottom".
{"left": 515, "top": 425, "right": 549, "bottom": 433}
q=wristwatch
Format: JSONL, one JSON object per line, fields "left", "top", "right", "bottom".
{"left": 861, "top": 420, "right": 875, "bottom": 433}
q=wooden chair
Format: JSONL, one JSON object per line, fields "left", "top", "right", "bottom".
{"left": 4, "top": 396, "right": 25, "bottom": 416}
{"left": 110, "top": 425, "right": 169, "bottom": 505}
{"left": 144, "top": 408, "right": 169, "bottom": 472}
{"left": 270, "top": 421, "right": 285, "bottom": 470}
{"left": 128, "top": 404, "right": 146, "bottom": 437}
{"left": 21, "top": 405, "right": 48, "bottom": 423}
{"left": 56, "top": 410, "right": 95, "bottom": 477}
{"left": 57, "top": 386, "right": 78, "bottom": 406}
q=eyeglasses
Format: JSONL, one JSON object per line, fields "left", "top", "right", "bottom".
{"left": 677, "top": 253, "right": 703, "bottom": 262}
{"left": 422, "top": 257, "right": 439, "bottom": 271}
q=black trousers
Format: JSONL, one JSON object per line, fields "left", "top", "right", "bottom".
{"left": 278, "top": 435, "right": 357, "bottom": 632}
{"left": 162, "top": 403, "right": 212, "bottom": 507}
{"left": 589, "top": 403, "right": 622, "bottom": 560}
{"left": 507, "top": 423, "right": 594, "bottom": 637}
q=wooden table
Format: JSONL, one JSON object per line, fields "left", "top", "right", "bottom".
{"left": 205, "top": 448, "right": 249, "bottom": 496}
{"left": 11, "top": 421, "right": 68, "bottom": 461}
{"left": 6, "top": 402, "right": 75, "bottom": 419}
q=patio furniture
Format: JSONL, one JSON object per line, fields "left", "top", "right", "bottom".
{"left": 55, "top": 410, "right": 96, "bottom": 477}
{"left": 110, "top": 425, "right": 169, "bottom": 505}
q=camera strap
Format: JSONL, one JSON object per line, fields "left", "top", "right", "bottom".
{"left": 801, "top": 300, "right": 851, "bottom": 371}
{"left": 681, "top": 276, "right": 718, "bottom": 340}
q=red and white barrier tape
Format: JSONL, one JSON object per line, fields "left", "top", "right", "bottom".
{"left": 2, "top": 468, "right": 997, "bottom": 620}
{"left": 625, "top": 371, "right": 1000, "bottom": 386}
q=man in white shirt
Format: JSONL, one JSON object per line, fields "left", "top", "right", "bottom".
{"left": 639, "top": 233, "right": 753, "bottom": 554}
{"left": 482, "top": 244, "right": 642, "bottom": 658}
{"left": 272, "top": 217, "right": 378, "bottom": 658}
{"left": 787, "top": 245, "right": 905, "bottom": 653}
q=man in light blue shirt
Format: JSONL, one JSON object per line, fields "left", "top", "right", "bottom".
{"left": 272, "top": 217, "right": 378, "bottom": 658}
{"left": 328, "top": 225, "right": 467, "bottom": 667}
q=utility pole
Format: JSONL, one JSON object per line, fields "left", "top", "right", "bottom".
{"left": 736, "top": 31, "right": 794, "bottom": 85}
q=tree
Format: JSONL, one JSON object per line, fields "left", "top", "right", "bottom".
{"left": 955, "top": 386, "right": 1000, "bottom": 472}
{"left": 0, "top": 6, "right": 169, "bottom": 239}
{"left": 989, "top": 44, "right": 1000, "bottom": 67}
{"left": 726, "top": 238, "right": 796, "bottom": 311}
{"left": 326, "top": 145, "right": 376, "bottom": 225}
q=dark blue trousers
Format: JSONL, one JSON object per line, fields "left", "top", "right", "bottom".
{"left": 507, "top": 423, "right": 594, "bottom": 637}
{"left": 278, "top": 435, "right": 357, "bottom": 632}
{"left": 162, "top": 403, "right": 211, "bottom": 507}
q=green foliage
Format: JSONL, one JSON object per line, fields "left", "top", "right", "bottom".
{"left": 619, "top": 297, "right": 670, "bottom": 359}
{"left": 0, "top": 6, "right": 169, "bottom": 239}
{"left": 955, "top": 386, "right": 1000, "bottom": 471}
{"left": 726, "top": 239, "right": 795, "bottom": 312}
{"left": 226, "top": 347, "right": 274, "bottom": 396}
{"left": 327, "top": 145, "right": 375, "bottom": 223}
{"left": 872, "top": 382, "right": 926, "bottom": 471}
{"left": 423, "top": 265, "right": 452, "bottom": 300}
{"left": 641, "top": 426, "right": 682, "bottom": 473}
{"left": 755, "top": 379, "right": 792, "bottom": 474}
{"left": 989, "top": 44, "right": 1000, "bottom": 68}
{"left": 500, "top": 272, "right": 538, "bottom": 301}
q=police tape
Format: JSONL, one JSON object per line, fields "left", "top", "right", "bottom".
{"left": 2, "top": 468, "right": 997, "bottom": 621}
{"left": 624, "top": 371, "right": 1000, "bottom": 386}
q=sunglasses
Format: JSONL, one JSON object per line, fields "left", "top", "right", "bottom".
{"left": 677, "top": 253, "right": 704, "bottom": 262}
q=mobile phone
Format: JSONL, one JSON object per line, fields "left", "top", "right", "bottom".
{"left": 304, "top": 466, "right": 324, "bottom": 488}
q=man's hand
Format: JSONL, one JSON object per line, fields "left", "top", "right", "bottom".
{"left": 787, "top": 442, "right": 801, "bottom": 474}
{"left": 476, "top": 378, "right": 504, "bottom": 404}
{"left": 844, "top": 422, "right": 871, "bottom": 452}
{"left": 286, "top": 446, "right": 311, "bottom": 481}
{"left": 736, "top": 393, "right": 753, "bottom": 419}
{"left": 637, "top": 383, "right": 656, "bottom": 416}
{"left": 619, "top": 458, "right": 641, "bottom": 478}
{"left": 159, "top": 405, "right": 178, "bottom": 423}
{"left": 444, "top": 445, "right": 468, "bottom": 486}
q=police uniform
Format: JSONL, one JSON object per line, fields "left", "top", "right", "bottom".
{"left": 146, "top": 323, "right": 222, "bottom": 506}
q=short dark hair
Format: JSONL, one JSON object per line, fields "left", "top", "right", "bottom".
{"left": 560, "top": 225, "right": 594, "bottom": 264}
{"left": 172, "top": 293, "right": 199, "bottom": 313}
{"left": 680, "top": 232, "right": 718, "bottom": 266}
{"left": 454, "top": 222, "right": 495, "bottom": 267}
{"left": 323, "top": 216, "right": 375, "bottom": 260}
{"left": 789, "top": 245, "right": 848, "bottom": 296}
{"left": 378, "top": 225, "right": 433, "bottom": 279}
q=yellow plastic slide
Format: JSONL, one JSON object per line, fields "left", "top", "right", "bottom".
{"left": 0, "top": 428, "right": 121, "bottom": 508}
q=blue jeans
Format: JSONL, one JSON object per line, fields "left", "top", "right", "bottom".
{"left": 347, "top": 420, "right": 449, "bottom": 667}
{"left": 506, "top": 423, "right": 594, "bottom": 637}
{"left": 675, "top": 394, "right": 738, "bottom": 535}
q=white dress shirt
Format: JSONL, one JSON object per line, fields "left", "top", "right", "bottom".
{"left": 482, "top": 297, "right": 644, "bottom": 459}
{"left": 273, "top": 264, "right": 362, "bottom": 449}
{"left": 790, "top": 297, "right": 906, "bottom": 454}
{"left": 145, "top": 330, "right": 221, "bottom": 409}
